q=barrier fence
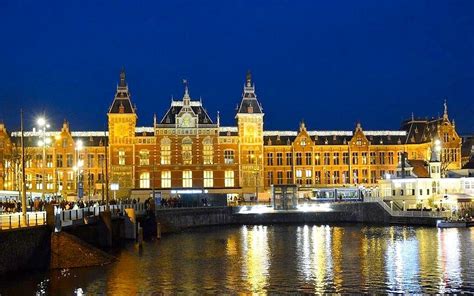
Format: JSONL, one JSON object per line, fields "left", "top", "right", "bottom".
{"left": 0, "top": 212, "right": 47, "bottom": 230}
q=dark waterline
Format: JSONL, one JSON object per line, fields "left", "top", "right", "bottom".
{"left": 1, "top": 224, "right": 474, "bottom": 295}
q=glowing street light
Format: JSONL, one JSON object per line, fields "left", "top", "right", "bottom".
{"left": 36, "top": 116, "right": 50, "bottom": 199}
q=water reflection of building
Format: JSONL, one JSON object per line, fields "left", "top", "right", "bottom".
{"left": 296, "top": 225, "right": 334, "bottom": 292}
{"left": 241, "top": 225, "right": 270, "bottom": 293}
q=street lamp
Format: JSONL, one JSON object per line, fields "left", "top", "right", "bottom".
{"left": 37, "top": 117, "right": 50, "bottom": 199}
{"left": 75, "top": 140, "right": 84, "bottom": 199}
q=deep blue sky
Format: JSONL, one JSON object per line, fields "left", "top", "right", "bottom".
{"left": 0, "top": 0, "right": 473, "bottom": 134}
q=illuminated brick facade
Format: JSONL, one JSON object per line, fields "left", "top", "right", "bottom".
{"left": 0, "top": 70, "right": 463, "bottom": 200}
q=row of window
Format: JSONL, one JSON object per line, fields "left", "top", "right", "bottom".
{"left": 138, "top": 170, "right": 235, "bottom": 189}
{"left": 266, "top": 151, "right": 405, "bottom": 166}
{"left": 18, "top": 153, "right": 106, "bottom": 168}
{"left": 130, "top": 148, "right": 235, "bottom": 166}
{"left": 264, "top": 169, "right": 395, "bottom": 186}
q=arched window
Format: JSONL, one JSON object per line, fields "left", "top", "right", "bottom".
{"left": 202, "top": 137, "right": 213, "bottom": 164}
{"left": 182, "top": 137, "right": 193, "bottom": 165}
{"left": 161, "top": 137, "right": 171, "bottom": 165}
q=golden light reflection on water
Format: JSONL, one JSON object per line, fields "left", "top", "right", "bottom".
{"left": 241, "top": 225, "right": 270, "bottom": 293}
{"left": 296, "top": 225, "right": 333, "bottom": 292}
{"left": 4, "top": 225, "right": 473, "bottom": 295}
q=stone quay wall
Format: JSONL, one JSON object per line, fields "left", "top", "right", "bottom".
{"left": 154, "top": 202, "right": 441, "bottom": 234}
{"left": 0, "top": 226, "right": 51, "bottom": 275}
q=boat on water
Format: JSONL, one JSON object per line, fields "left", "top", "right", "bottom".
{"left": 437, "top": 220, "right": 474, "bottom": 228}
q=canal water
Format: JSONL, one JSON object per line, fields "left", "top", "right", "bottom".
{"left": 1, "top": 224, "right": 474, "bottom": 294}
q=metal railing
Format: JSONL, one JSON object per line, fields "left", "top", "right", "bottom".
{"left": 60, "top": 203, "right": 146, "bottom": 226}
{"left": 0, "top": 212, "right": 47, "bottom": 230}
{"left": 364, "top": 196, "right": 449, "bottom": 218}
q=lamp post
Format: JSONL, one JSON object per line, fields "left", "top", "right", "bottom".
{"left": 74, "top": 140, "right": 84, "bottom": 199}
{"left": 37, "top": 117, "right": 50, "bottom": 200}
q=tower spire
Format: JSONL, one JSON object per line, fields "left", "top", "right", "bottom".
{"left": 443, "top": 98, "right": 448, "bottom": 120}
{"left": 246, "top": 70, "right": 252, "bottom": 87}
{"left": 119, "top": 67, "right": 126, "bottom": 87}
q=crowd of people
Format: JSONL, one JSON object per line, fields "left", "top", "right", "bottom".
{"left": 0, "top": 197, "right": 146, "bottom": 214}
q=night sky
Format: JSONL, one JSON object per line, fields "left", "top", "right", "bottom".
{"left": 0, "top": 0, "right": 473, "bottom": 134}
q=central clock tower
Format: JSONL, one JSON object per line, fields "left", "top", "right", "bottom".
{"left": 236, "top": 71, "right": 265, "bottom": 199}
{"left": 107, "top": 69, "right": 137, "bottom": 198}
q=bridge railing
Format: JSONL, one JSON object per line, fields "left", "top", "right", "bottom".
{"left": 0, "top": 211, "right": 46, "bottom": 230}
{"left": 59, "top": 203, "right": 147, "bottom": 226}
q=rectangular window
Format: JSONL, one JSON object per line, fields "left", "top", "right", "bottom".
{"left": 342, "top": 152, "right": 349, "bottom": 165}
{"left": 56, "top": 154, "right": 63, "bottom": 168}
{"left": 67, "top": 154, "right": 73, "bottom": 167}
{"left": 276, "top": 153, "right": 283, "bottom": 166}
{"left": 352, "top": 152, "right": 358, "bottom": 165}
{"left": 296, "top": 169, "right": 302, "bottom": 185}
{"left": 36, "top": 154, "right": 43, "bottom": 168}
{"left": 370, "top": 170, "right": 376, "bottom": 183}
{"left": 118, "top": 150, "right": 126, "bottom": 165}
{"left": 323, "top": 153, "right": 330, "bottom": 165}
{"left": 315, "top": 153, "right": 321, "bottom": 165}
{"left": 379, "top": 152, "right": 385, "bottom": 165}
{"left": 305, "top": 152, "right": 312, "bottom": 165}
{"left": 225, "top": 170, "right": 234, "bottom": 187}
{"left": 267, "top": 153, "right": 274, "bottom": 166}
{"left": 87, "top": 154, "right": 94, "bottom": 168}
{"left": 370, "top": 152, "right": 376, "bottom": 165}
{"left": 224, "top": 150, "right": 235, "bottom": 164}
{"left": 203, "top": 143, "right": 213, "bottom": 165}
{"left": 362, "top": 169, "right": 368, "bottom": 183}
{"left": 46, "top": 154, "right": 53, "bottom": 168}
{"left": 139, "top": 172, "right": 150, "bottom": 188}
{"left": 277, "top": 171, "right": 283, "bottom": 184}
{"left": 361, "top": 152, "right": 367, "bottom": 165}
{"left": 315, "top": 171, "right": 321, "bottom": 184}
{"left": 286, "top": 171, "right": 293, "bottom": 183}
{"left": 296, "top": 153, "right": 302, "bottom": 165}
{"left": 98, "top": 154, "right": 105, "bottom": 167}
{"left": 161, "top": 171, "right": 171, "bottom": 188}
{"left": 35, "top": 174, "right": 43, "bottom": 190}
{"left": 388, "top": 152, "right": 394, "bottom": 165}
{"left": 139, "top": 150, "right": 149, "bottom": 166}
{"left": 247, "top": 150, "right": 255, "bottom": 164}
{"left": 333, "top": 171, "right": 340, "bottom": 184}
{"left": 161, "top": 143, "right": 171, "bottom": 165}
{"left": 342, "top": 171, "right": 349, "bottom": 184}
{"left": 183, "top": 170, "right": 192, "bottom": 187}
{"left": 325, "top": 171, "right": 331, "bottom": 184}
{"left": 46, "top": 174, "right": 54, "bottom": 190}
{"left": 333, "top": 153, "right": 339, "bottom": 165}
{"left": 305, "top": 169, "right": 312, "bottom": 185}
{"left": 286, "top": 152, "right": 293, "bottom": 166}
{"left": 204, "top": 171, "right": 213, "bottom": 187}
{"left": 267, "top": 171, "right": 273, "bottom": 186}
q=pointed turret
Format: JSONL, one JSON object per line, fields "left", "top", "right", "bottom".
{"left": 108, "top": 68, "right": 135, "bottom": 114}
{"left": 236, "top": 71, "right": 263, "bottom": 115}
{"left": 443, "top": 99, "right": 449, "bottom": 120}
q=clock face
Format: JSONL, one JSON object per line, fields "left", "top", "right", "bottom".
{"left": 181, "top": 114, "right": 194, "bottom": 128}
{"left": 245, "top": 125, "right": 255, "bottom": 134}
